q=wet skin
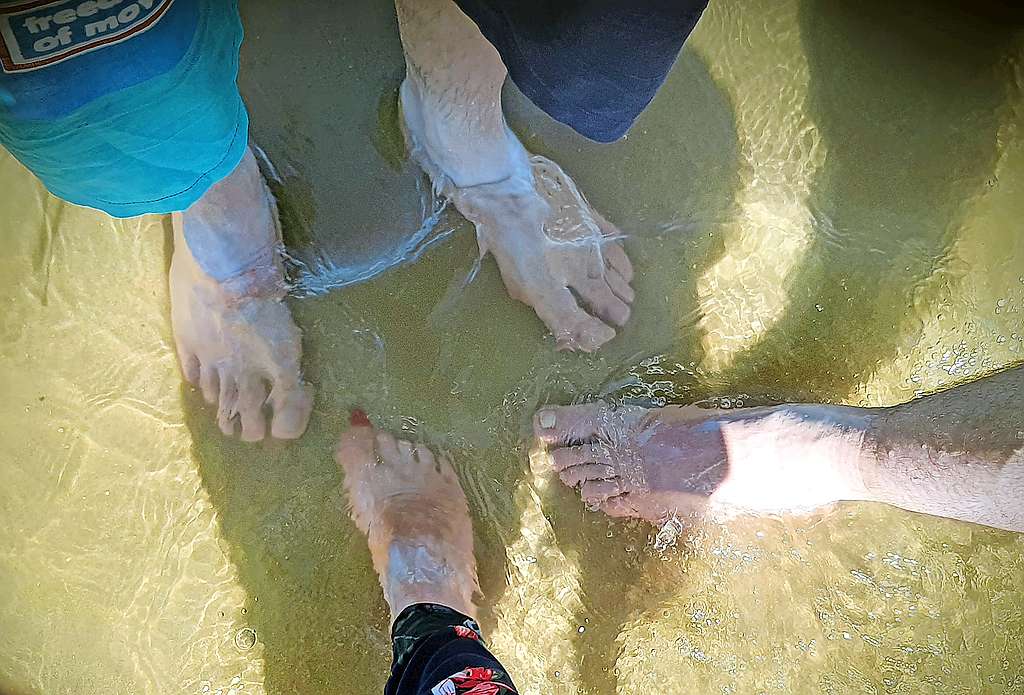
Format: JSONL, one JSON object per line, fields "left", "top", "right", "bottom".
{"left": 171, "top": 147, "right": 313, "bottom": 442}
{"left": 336, "top": 410, "right": 479, "bottom": 621}
{"left": 173, "top": 0, "right": 637, "bottom": 440}
{"left": 396, "top": 0, "right": 635, "bottom": 352}
{"left": 536, "top": 366, "right": 1024, "bottom": 532}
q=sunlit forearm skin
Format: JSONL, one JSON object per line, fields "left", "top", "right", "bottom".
{"left": 857, "top": 365, "right": 1024, "bottom": 532}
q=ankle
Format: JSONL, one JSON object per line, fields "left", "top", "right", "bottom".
{"left": 387, "top": 589, "right": 478, "bottom": 625}
{"left": 172, "top": 216, "right": 285, "bottom": 303}
{"left": 176, "top": 145, "right": 286, "bottom": 299}
{"left": 721, "top": 405, "right": 873, "bottom": 508}
{"left": 380, "top": 540, "right": 478, "bottom": 623}
{"left": 400, "top": 78, "right": 530, "bottom": 188}
{"left": 215, "top": 260, "right": 287, "bottom": 302}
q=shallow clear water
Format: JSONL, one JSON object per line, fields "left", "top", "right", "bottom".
{"left": 2, "top": 1, "right": 1024, "bottom": 693}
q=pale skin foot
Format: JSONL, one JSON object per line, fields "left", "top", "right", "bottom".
{"left": 170, "top": 147, "right": 313, "bottom": 442}
{"left": 533, "top": 402, "right": 868, "bottom": 523}
{"left": 534, "top": 365, "right": 1024, "bottom": 532}
{"left": 395, "top": 0, "right": 634, "bottom": 352}
{"left": 336, "top": 411, "right": 478, "bottom": 620}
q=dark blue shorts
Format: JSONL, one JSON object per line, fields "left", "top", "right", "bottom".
{"left": 453, "top": 0, "right": 709, "bottom": 143}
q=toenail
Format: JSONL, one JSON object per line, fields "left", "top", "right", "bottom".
{"left": 539, "top": 409, "right": 556, "bottom": 429}
{"left": 350, "top": 409, "right": 371, "bottom": 427}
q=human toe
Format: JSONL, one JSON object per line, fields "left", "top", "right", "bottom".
{"left": 599, "top": 495, "right": 640, "bottom": 518}
{"left": 374, "top": 430, "right": 402, "bottom": 465}
{"left": 581, "top": 479, "right": 625, "bottom": 508}
{"left": 556, "top": 318, "right": 617, "bottom": 352}
{"left": 605, "top": 268, "right": 635, "bottom": 304}
{"left": 269, "top": 382, "right": 312, "bottom": 440}
{"left": 602, "top": 241, "right": 634, "bottom": 282}
{"left": 550, "top": 443, "right": 613, "bottom": 471}
{"left": 533, "top": 403, "right": 607, "bottom": 445}
{"left": 413, "top": 443, "right": 437, "bottom": 469}
{"left": 396, "top": 438, "right": 415, "bottom": 463}
{"left": 531, "top": 285, "right": 616, "bottom": 352}
{"left": 335, "top": 409, "right": 378, "bottom": 472}
{"left": 569, "top": 276, "right": 631, "bottom": 327}
{"left": 216, "top": 370, "right": 240, "bottom": 437}
{"left": 237, "top": 376, "right": 269, "bottom": 442}
{"left": 199, "top": 363, "right": 220, "bottom": 404}
{"left": 178, "top": 349, "right": 201, "bottom": 385}
{"left": 559, "top": 463, "right": 617, "bottom": 488}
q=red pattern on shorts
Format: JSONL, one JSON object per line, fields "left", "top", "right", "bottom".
{"left": 453, "top": 625, "right": 481, "bottom": 641}
{"left": 431, "top": 667, "right": 517, "bottom": 695}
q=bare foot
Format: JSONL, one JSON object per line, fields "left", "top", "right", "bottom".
{"left": 336, "top": 411, "right": 478, "bottom": 619}
{"left": 401, "top": 85, "right": 634, "bottom": 352}
{"left": 456, "top": 157, "right": 635, "bottom": 352}
{"left": 170, "top": 150, "right": 312, "bottom": 442}
{"left": 532, "top": 402, "right": 870, "bottom": 524}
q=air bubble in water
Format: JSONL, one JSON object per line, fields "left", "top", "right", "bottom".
{"left": 234, "top": 628, "right": 257, "bottom": 651}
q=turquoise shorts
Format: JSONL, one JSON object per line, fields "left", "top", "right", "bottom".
{"left": 0, "top": 0, "right": 247, "bottom": 218}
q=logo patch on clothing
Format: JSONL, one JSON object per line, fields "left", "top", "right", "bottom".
{"left": 0, "top": 0, "right": 173, "bottom": 73}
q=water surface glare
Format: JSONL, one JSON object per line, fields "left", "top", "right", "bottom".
{"left": 2, "top": 1, "right": 1024, "bottom": 693}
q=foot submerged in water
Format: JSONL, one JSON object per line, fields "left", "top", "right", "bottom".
{"left": 170, "top": 148, "right": 313, "bottom": 442}
{"left": 533, "top": 402, "right": 869, "bottom": 524}
{"left": 401, "top": 82, "right": 635, "bottom": 353}
{"left": 336, "top": 410, "right": 478, "bottom": 618}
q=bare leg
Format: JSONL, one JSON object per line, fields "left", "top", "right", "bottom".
{"left": 533, "top": 401, "right": 868, "bottom": 522}
{"left": 170, "top": 147, "right": 313, "bottom": 441}
{"left": 534, "top": 366, "right": 1024, "bottom": 532}
{"left": 395, "top": 0, "right": 635, "bottom": 352}
{"left": 863, "top": 365, "right": 1024, "bottom": 532}
{"left": 336, "top": 412, "right": 478, "bottom": 620}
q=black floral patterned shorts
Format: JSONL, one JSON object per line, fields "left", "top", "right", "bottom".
{"left": 385, "top": 603, "right": 519, "bottom": 695}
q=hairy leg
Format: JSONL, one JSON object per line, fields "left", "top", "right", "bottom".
{"left": 395, "top": 0, "right": 635, "bottom": 352}
{"left": 170, "top": 147, "right": 313, "bottom": 441}
{"left": 863, "top": 365, "right": 1024, "bottom": 532}
{"left": 533, "top": 402, "right": 868, "bottom": 522}
{"left": 534, "top": 366, "right": 1024, "bottom": 532}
